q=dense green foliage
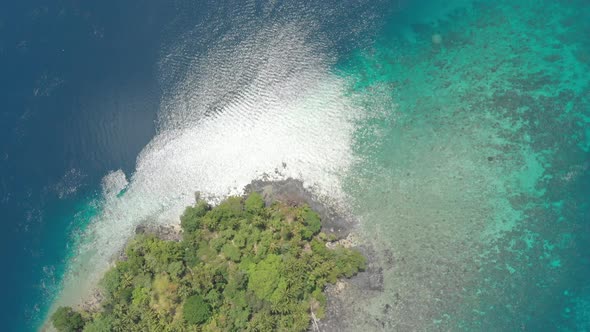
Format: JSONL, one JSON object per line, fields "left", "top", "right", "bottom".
{"left": 183, "top": 295, "right": 211, "bottom": 324}
{"left": 51, "top": 307, "right": 85, "bottom": 332}
{"left": 52, "top": 192, "right": 366, "bottom": 331}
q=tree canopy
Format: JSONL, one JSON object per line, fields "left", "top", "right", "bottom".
{"left": 51, "top": 192, "right": 365, "bottom": 331}
{"left": 51, "top": 307, "right": 85, "bottom": 332}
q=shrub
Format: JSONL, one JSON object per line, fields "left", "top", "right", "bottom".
{"left": 100, "top": 266, "right": 122, "bottom": 299}
{"left": 181, "top": 200, "right": 209, "bottom": 233}
{"left": 245, "top": 192, "right": 265, "bottom": 214}
{"left": 183, "top": 294, "right": 211, "bottom": 324}
{"left": 51, "top": 307, "right": 84, "bottom": 332}
{"left": 209, "top": 196, "right": 243, "bottom": 225}
{"left": 81, "top": 314, "right": 113, "bottom": 332}
{"left": 301, "top": 207, "right": 321, "bottom": 239}
{"left": 222, "top": 243, "right": 242, "bottom": 262}
{"left": 247, "top": 254, "right": 281, "bottom": 299}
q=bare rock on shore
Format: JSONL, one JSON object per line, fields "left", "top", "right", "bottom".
{"left": 317, "top": 244, "right": 387, "bottom": 332}
{"left": 244, "top": 178, "right": 387, "bottom": 332}
{"left": 245, "top": 178, "right": 355, "bottom": 239}
{"left": 326, "top": 233, "right": 361, "bottom": 249}
{"left": 78, "top": 289, "right": 104, "bottom": 313}
{"left": 135, "top": 223, "right": 182, "bottom": 242}
{"left": 79, "top": 179, "right": 387, "bottom": 331}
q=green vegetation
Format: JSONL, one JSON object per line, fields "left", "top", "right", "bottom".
{"left": 183, "top": 295, "right": 211, "bottom": 324}
{"left": 51, "top": 307, "right": 85, "bottom": 332}
{"left": 52, "top": 192, "right": 365, "bottom": 331}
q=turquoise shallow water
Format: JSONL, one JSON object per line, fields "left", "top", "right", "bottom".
{"left": 337, "top": 0, "right": 590, "bottom": 330}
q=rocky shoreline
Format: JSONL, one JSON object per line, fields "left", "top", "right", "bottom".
{"left": 77, "top": 178, "right": 386, "bottom": 331}
{"left": 245, "top": 179, "right": 386, "bottom": 332}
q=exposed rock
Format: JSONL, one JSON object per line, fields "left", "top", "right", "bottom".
{"left": 326, "top": 233, "right": 361, "bottom": 249}
{"left": 135, "top": 222, "right": 182, "bottom": 242}
{"left": 245, "top": 178, "right": 355, "bottom": 239}
{"left": 77, "top": 179, "right": 387, "bottom": 331}
{"left": 243, "top": 178, "right": 387, "bottom": 332}
{"left": 77, "top": 289, "right": 104, "bottom": 313}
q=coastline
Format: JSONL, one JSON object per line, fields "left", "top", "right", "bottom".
{"left": 47, "top": 178, "right": 385, "bottom": 331}
{"left": 247, "top": 179, "right": 386, "bottom": 331}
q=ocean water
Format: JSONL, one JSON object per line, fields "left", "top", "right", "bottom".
{"left": 1, "top": 0, "right": 588, "bottom": 331}
{"left": 339, "top": 1, "right": 590, "bottom": 330}
{"left": 0, "top": 1, "right": 172, "bottom": 330}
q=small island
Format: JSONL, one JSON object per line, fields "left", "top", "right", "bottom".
{"left": 51, "top": 192, "right": 366, "bottom": 331}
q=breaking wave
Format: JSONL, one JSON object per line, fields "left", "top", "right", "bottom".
{"left": 52, "top": 1, "right": 385, "bottom": 308}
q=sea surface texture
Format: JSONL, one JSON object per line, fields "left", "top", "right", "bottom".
{"left": 0, "top": 0, "right": 588, "bottom": 331}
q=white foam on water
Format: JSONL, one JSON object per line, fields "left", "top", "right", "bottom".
{"left": 101, "top": 170, "right": 128, "bottom": 199}
{"left": 53, "top": 17, "right": 363, "bottom": 308}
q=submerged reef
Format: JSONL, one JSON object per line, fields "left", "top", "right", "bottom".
{"left": 51, "top": 183, "right": 367, "bottom": 331}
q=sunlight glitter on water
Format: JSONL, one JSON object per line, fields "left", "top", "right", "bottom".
{"left": 51, "top": 18, "right": 365, "bottom": 313}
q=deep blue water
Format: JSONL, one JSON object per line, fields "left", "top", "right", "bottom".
{"left": 0, "top": 1, "right": 174, "bottom": 330}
